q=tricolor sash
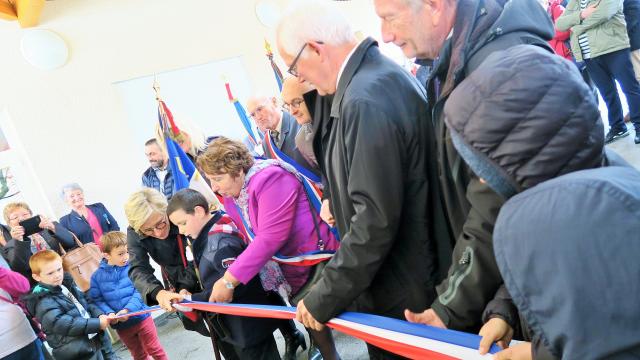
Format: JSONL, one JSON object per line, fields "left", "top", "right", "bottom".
{"left": 233, "top": 202, "right": 334, "bottom": 267}
{"left": 263, "top": 132, "right": 340, "bottom": 240}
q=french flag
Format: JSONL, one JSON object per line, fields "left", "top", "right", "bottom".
{"left": 157, "top": 100, "right": 218, "bottom": 206}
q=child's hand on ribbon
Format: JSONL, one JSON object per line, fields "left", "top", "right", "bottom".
{"left": 115, "top": 309, "right": 130, "bottom": 322}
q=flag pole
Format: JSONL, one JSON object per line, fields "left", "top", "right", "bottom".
{"left": 152, "top": 79, "right": 223, "bottom": 360}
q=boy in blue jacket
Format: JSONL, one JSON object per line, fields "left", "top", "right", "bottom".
{"left": 88, "top": 232, "right": 168, "bottom": 360}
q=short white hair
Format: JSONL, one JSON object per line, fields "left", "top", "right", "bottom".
{"left": 60, "top": 183, "right": 83, "bottom": 200}
{"left": 277, "top": 0, "right": 356, "bottom": 58}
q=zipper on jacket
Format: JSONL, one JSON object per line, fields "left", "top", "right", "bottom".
{"left": 438, "top": 246, "right": 474, "bottom": 305}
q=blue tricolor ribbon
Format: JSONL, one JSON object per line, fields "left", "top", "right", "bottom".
{"left": 117, "top": 302, "right": 500, "bottom": 359}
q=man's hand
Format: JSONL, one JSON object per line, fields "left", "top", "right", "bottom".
{"left": 178, "top": 289, "right": 192, "bottom": 296}
{"left": 38, "top": 215, "right": 55, "bottom": 232}
{"left": 209, "top": 278, "right": 234, "bottom": 303}
{"left": 98, "top": 314, "right": 110, "bottom": 330}
{"left": 115, "top": 309, "right": 130, "bottom": 322}
{"left": 320, "top": 199, "right": 335, "bottom": 227}
{"left": 494, "top": 342, "right": 532, "bottom": 360}
{"left": 296, "top": 299, "right": 324, "bottom": 331}
{"left": 9, "top": 225, "right": 25, "bottom": 240}
{"left": 581, "top": 4, "right": 597, "bottom": 19}
{"left": 478, "top": 317, "right": 514, "bottom": 354}
{"left": 404, "top": 308, "right": 446, "bottom": 328}
{"left": 156, "top": 289, "right": 183, "bottom": 312}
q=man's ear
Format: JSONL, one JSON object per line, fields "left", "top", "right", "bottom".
{"left": 307, "top": 41, "right": 324, "bottom": 58}
{"left": 426, "top": 0, "right": 447, "bottom": 26}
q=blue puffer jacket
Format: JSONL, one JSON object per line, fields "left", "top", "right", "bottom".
{"left": 88, "top": 260, "right": 149, "bottom": 330}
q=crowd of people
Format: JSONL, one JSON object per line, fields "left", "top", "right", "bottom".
{"left": 1, "top": 0, "right": 640, "bottom": 359}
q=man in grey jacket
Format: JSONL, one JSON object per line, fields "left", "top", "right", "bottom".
{"left": 277, "top": 2, "right": 439, "bottom": 358}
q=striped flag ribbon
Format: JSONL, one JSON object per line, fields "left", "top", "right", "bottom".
{"left": 263, "top": 133, "right": 340, "bottom": 241}
{"left": 118, "top": 302, "right": 499, "bottom": 359}
{"left": 233, "top": 202, "right": 335, "bottom": 267}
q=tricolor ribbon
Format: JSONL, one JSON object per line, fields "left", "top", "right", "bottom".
{"left": 233, "top": 202, "right": 334, "bottom": 267}
{"left": 224, "top": 82, "right": 261, "bottom": 147}
{"left": 263, "top": 133, "right": 340, "bottom": 241}
{"left": 117, "top": 302, "right": 499, "bottom": 359}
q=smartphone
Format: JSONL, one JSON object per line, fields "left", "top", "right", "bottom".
{"left": 19, "top": 215, "right": 42, "bottom": 237}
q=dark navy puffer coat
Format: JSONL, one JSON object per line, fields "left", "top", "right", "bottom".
{"left": 494, "top": 164, "right": 640, "bottom": 359}
{"left": 444, "top": 44, "right": 605, "bottom": 199}
{"left": 88, "top": 260, "right": 149, "bottom": 330}
{"left": 24, "top": 274, "right": 104, "bottom": 360}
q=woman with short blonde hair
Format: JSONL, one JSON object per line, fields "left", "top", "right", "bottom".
{"left": 124, "top": 188, "right": 167, "bottom": 234}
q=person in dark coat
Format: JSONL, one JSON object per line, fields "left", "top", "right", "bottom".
{"left": 441, "top": 44, "right": 609, "bottom": 358}
{"left": 167, "top": 189, "right": 280, "bottom": 360}
{"left": 59, "top": 183, "right": 119, "bottom": 248}
{"left": 124, "top": 188, "right": 212, "bottom": 319}
{"left": 1, "top": 202, "right": 75, "bottom": 286}
{"left": 24, "top": 251, "right": 110, "bottom": 360}
{"left": 277, "top": 3, "right": 438, "bottom": 358}
{"left": 372, "top": 0, "right": 555, "bottom": 333}
{"left": 490, "top": 164, "right": 640, "bottom": 360}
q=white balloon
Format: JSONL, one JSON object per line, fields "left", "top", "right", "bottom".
{"left": 20, "top": 29, "right": 69, "bottom": 70}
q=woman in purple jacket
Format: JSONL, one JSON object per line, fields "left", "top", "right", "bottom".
{"left": 198, "top": 137, "right": 340, "bottom": 360}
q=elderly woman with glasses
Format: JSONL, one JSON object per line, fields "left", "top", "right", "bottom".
{"left": 59, "top": 183, "right": 119, "bottom": 249}
{"left": 198, "top": 137, "right": 341, "bottom": 360}
{"left": 124, "top": 188, "right": 242, "bottom": 353}
{"left": 124, "top": 188, "right": 201, "bottom": 311}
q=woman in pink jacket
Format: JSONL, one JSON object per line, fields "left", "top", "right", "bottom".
{"left": 198, "top": 137, "right": 340, "bottom": 360}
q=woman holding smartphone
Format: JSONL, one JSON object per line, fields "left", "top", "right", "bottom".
{"left": 0, "top": 202, "right": 74, "bottom": 286}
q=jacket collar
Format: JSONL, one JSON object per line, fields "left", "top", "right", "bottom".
{"left": 191, "top": 213, "right": 222, "bottom": 262}
{"left": 430, "top": 0, "right": 500, "bottom": 99}
{"left": 98, "top": 258, "right": 128, "bottom": 272}
{"left": 330, "top": 37, "right": 378, "bottom": 118}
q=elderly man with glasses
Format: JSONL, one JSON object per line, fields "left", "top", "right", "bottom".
{"left": 277, "top": 2, "right": 440, "bottom": 359}
{"left": 246, "top": 93, "right": 318, "bottom": 176}
{"left": 280, "top": 77, "right": 318, "bottom": 168}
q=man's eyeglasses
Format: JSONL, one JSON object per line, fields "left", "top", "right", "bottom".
{"left": 140, "top": 216, "right": 168, "bottom": 236}
{"left": 287, "top": 43, "right": 308, "bottom": 77}
{"left": 282, "top": 98, "right": 305, "bottom": 112}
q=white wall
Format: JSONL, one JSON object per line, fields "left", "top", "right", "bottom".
{"left": 0, "top": 0, "right": 403, "bottom": 227}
